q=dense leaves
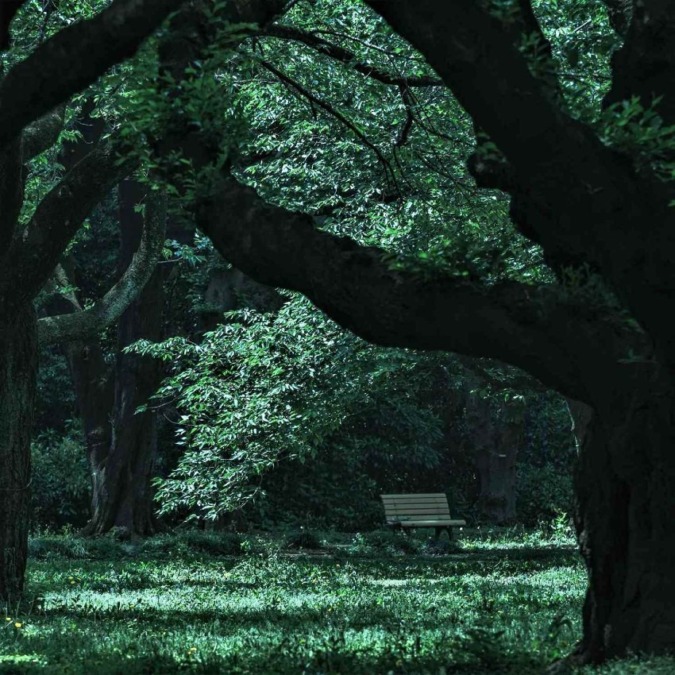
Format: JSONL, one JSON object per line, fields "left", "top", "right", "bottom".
{"left": 133, "top": 295, "right": 446, "bottom": 520}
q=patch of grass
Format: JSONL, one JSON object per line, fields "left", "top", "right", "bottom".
{"left": 28, "top": 530, "right": 250, "bottom": 562}
{"left": 0, "top": 531, "right": 671, "bottom": 674}
{"left": 588, "top": 655, "right": 675, "bottom": 674}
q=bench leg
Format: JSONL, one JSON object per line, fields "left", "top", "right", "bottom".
{"left": 435, "top": 526, "right": 453, "bottom": 541}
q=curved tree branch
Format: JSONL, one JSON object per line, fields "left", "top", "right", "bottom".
{"left": 363, "top": 0, "right": 675, "bottom": 367}
{"left": 0, "top": 0, "right": 187, "bottom": 152}
{"left": 9, "top": 143, "right": 136, "bottom": 306}
{"left": 22, "top": 104, "right": 66, "bottom": 161}
{"left": 195, "top": 175, "right": 643, "bottom": 405}
{"left": 38, "top": 189, "right": 167, "bottom": 346}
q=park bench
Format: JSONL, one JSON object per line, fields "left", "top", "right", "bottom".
{"left": 381, "top": 493, "right": 466, "bottom": 540}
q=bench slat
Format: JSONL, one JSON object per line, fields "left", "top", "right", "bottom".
{"left": 381, "top": 493, "right": 447, "bottom": 500}
{"left": 383, "top": 508, "right": 451, "bottom": 515}
{"left": 382, "top": 501, "right": 448, "bottom": 507}
{"left": 381, "top": 500, "right": 447, "bottom": 504}
{"left": 382, "top": 503, "right": 449, "bottom": 508}
{"left": 387, "top": 520, "right": 466, "bottom": 527}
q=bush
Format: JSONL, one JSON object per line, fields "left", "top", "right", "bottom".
{"left": 28, "top": 531, "right": 250, "bottom": 561}
{"left": 28, "top": 535, "right": 89, "bottom": 559}
{"left": 31, "top": 423, "right": 90, "bottom": 530}
{"left": 516, "top": 464, "right": 574, "bottom": 527}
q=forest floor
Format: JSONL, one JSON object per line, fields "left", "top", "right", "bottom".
{"left": 0, "top": 527, "right": 672, "bottom": 674}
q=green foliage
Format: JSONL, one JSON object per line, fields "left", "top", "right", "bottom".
{"left": 28, "top": 530, "right": 249, "bottom": 561}
{"left": 178, "top": 530, "right": 245, "bottom": 556}
{"left": 237, "top": 0, "right": 548, "bottom": 286}
{"left": 33, "top": 349, "right": 76, "bottom": 433}
{"left": 131, "top": 295, "right": 446, "bottom": 522}
{"left": 350, "top": 529, "right": 422, "bottom": 555}
{"left": 599, "top": 95, "right": 675, "bottom": 181}
{"left": 30, "top": 423, "right": 90, "bottom": 531}
{"left": 533, "top": 0, "right": 618, "bottom": 124}
{"left": 516, "top": 465, "right": 574, "bottom": 527}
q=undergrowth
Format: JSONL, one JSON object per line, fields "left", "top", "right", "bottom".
{"left": 0, "top": 529, "right": 669, "bottom": 674}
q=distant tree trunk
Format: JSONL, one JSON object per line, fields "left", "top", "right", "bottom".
{"left": 466, "top": 391, "right": 521, "bottom": 524}
{"left": 0, "top": 304, "right": 37, "bottom": 600}
{"left": 81, "top": 180, "right": 165, "bottom": 537}
{"left": 574, "top": 385, "right": 675, "bottom": 661}
{"left": 85, "top": 269, "right": 164, "bottom": 536}
{"left": 457, "top": 367, "right": 524, "bottom": 525}
{"left": 63, "top": 340, "right": 112, "bottom": 531}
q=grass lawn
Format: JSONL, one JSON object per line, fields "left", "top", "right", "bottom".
{"left": 0, "top": 528, "right": 672, "bottom": 674}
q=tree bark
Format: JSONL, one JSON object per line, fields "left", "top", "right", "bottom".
{"left": 462, "top": 378, "right": 522, "bottom": 524}
{"left": 83, "top": 269, "right": 164, "bottom": 537}
{"left": 573, "top": 378, "right": 675, "bottom": 661}
{"left": 82, "top": 180, "right": 164, "bottom": 537}
{"left": 0, "top": 304, "right": 37, "bottom": 601}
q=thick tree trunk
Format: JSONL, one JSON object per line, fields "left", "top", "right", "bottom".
{"left": 82, "top": 181, "right": 164, "bottom": 537}
{"left": 566, "top": 397, "right": 593, "bottom": 454}
{"left": 0, "top": 305, "right": 37, "bottom": 601}
{"left": 85, "top": 270, "right": 163, "bottom": 536}
{"left": 573, "top": 384, "right": 675, "bottom": 661}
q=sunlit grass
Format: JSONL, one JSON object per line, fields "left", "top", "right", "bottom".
{"left": 0, "top": 530, "right": 671, "bottom": 673}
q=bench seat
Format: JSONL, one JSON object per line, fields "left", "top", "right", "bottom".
{"left": 381, "top": 493, "right": 466, "bottom": 539}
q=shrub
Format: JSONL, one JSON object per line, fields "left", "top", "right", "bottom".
{"left": 350, "top": 529, "right": 422, "bottom": 555}
{"left": 31, "top": 423, "right": 90, "bottom": 530}
{"left": 516, "top": 464, "right": 574, "bottom": 527}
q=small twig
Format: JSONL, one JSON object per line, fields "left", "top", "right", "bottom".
{"left": 258, "top": 58, "right": 396, "bottom": 187}
{"left": 263, "top": 24, "right": 442, "bottom": 88}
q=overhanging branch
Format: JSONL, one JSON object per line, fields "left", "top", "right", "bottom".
{"left": 195, "top": 176, "right": 635, "bottom": 403}
{"left": 22, "top": 105, "right": 66, "bottom": 161}
{"left": 362, "top": 0, "right": 675, "bottom": 363}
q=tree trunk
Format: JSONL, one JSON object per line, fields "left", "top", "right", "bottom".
{"left": 462, "top": 372, "right": 522, "bottom": 524}
{"left": 81, "top": 271, "right": 164, "bottom": 537}
{"left": 0, "top": 304, "right": 37, "bottom": 600}
{"left": 82, "top": 180, "right": 164, "bottom": 536}
{"left": 573, "top": 383, "right": 675, "bottom": 661}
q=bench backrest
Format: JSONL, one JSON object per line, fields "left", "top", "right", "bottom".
{"left": 380, "top": 493, "right": 450, "bottom": 523}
